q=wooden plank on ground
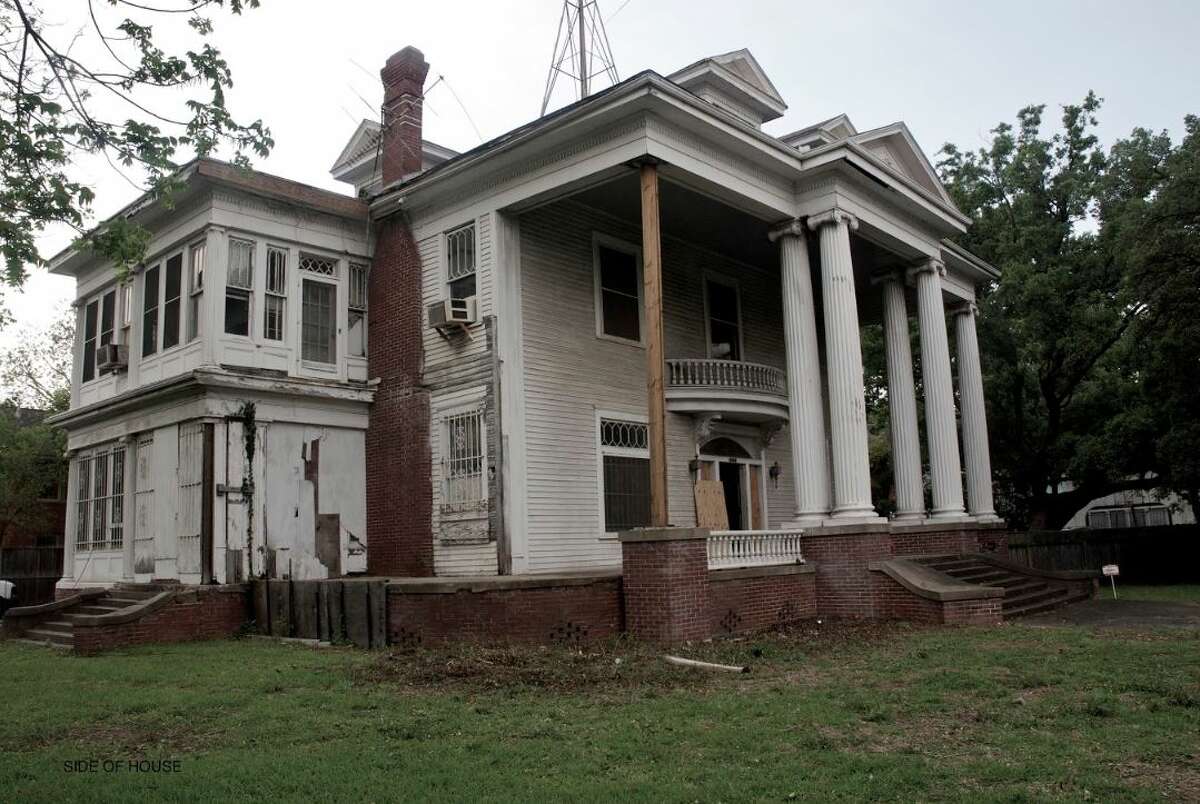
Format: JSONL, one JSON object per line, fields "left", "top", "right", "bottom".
{"left": 253, "top": 580, "right": 270, "bottom": 634}
{"left": 318, "top": 582, "right": 330, "bottom": 643}
{"left": 268, "top": 580, "right": 291, "bottom": 638}
{"left": 344, "top": 582, "right": 370, "bottom": 649}
{"left": 327, "top": 581, "right": 346, "bottom": 645}
{"left": 292, "top": 581, "right": 319, "bottom": 640}
{"left": 368, "top": 580, "right": 387, "bottom": 649}
{"left": 694, "top": 480, "right": 729, "bottom": 530}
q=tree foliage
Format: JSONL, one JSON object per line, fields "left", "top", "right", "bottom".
{"left": 1, "top": 305, "right": 72, "bottom": 411}
{"left": 938, "top": 96, "right": 1200, "bottom": 527}
{"left": 0, "top": 403, "right": 65, "bottom": 544}
{"left": 0, "top": 0, "right": 272, "bottom": 297}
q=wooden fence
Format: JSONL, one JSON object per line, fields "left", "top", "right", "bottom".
{"left": 1006, "top": 525, "right": 1200, "bottom": 584}
{"left": 252, "top": 579, "right": 388, "bottom": 649}
{"left": 0, "top": 545, "right": 63, "bottom": 605}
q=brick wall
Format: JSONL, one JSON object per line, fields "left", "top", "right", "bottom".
{"left": 73, "top": 585, "right": 250, "bottom": 656}
{"left": 802, "top": 528, "right": 892, "bottom": 619}
{"left": 870, "top": 572, "right": 1001, "bottom": 625}
{"left": 708, "top": 566, "right": 816, "bottom": 636}
{"left": 366, "top": 213, "right": 433, "bottom": 577}
{"left": 891, "top": 526, "right": 981, "bottom": 558}
{"left": 387, "top": 578, "right": 622, "bottom": 645}
{"left": 620, "top": 530, "right": 710, "bottom": 642}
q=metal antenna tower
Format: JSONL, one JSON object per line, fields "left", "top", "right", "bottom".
{"left": 540, "top": 0, "right": 619, "bottom": 116}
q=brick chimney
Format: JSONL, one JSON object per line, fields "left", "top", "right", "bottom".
{"left": 380, "top": 46, "right": 430, "bottom": 186}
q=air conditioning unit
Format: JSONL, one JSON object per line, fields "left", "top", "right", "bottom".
{"left": 427, "top": 296, "right": 478, "bottom": 330}
{"left": 97, "top": 343, "right": 128, "bottom": 374}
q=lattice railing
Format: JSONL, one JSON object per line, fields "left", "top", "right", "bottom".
{"left": 666, "top": 359, "right": 786, "bottom": 396}
{"left": 707, "top": 529, "right": 804, "bottom": 570}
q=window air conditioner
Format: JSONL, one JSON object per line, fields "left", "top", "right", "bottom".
{"left": 427, "top": 296, "right": 478, "bottom": 330}
{"left": 97, "top": 343, "right": 128, "bottom": 374}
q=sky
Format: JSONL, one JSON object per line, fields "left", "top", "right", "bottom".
{"left": 3, "top": 0, "right": 1198, "bottom": 355}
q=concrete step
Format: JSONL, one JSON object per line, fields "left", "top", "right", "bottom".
{"left": 1004, "top": 587, "right": 1090, "bottom": 619}
{"left": 72, "top": 604, "right": 124, "bottom": 616}
{"left": 1004, "top": 586, "right": 1070, "bottom": 611}
{"left": 920, "top": 558, "right": 981, "bottom": 572}
{"left": 40, "top": 620, "right": 74, "bottom": 635}
{"left": 103, "top": 595, "right": 151, "bottom": 607}
{"left": 1004, "top": 580, "right": 1050, "bottom": 597}
{"left": 950, "top": 568, "right": 1014, "bottom": 584}
{"left": 13, "top": 637, "right": 71, "bottom": 650}
{"left": 25, "top": 628, "right": 72, "bottom": 646}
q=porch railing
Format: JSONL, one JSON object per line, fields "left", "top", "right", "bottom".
{"left": 707, "top": 529, "right": 804, "bottom": 570}
{"left": 666, "top": 359, "right": 786, "bottom": 396}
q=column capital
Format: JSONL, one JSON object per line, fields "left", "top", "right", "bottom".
{"left": 906, "top": 257, "right": 945, "bottom": 280}
{"left": 951, "top": 301, "right": 979, "bottom": 318}
{"left": 869, "top": 268, "right": 906, "bottom": 287}
{"left": 767, "top": 219, "right": 806, "bottom": 243}
{"left": 806, "top": 208, "right": 859, "bottom": 233}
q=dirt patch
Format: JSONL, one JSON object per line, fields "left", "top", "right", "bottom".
{"left": 353, "top": 619, "right": 918, "bottom": 695}
{"left": 16, "top": 718, "right": 223, "bottom": 757}
{"left": 1117, "top": 759, "right": 1200, "bottom": 801}
{"left": 1020, "top": 599, "right": 1200, "bottom": 630}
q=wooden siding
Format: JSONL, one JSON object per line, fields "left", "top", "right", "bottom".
{"left": 518, "top": 200, "right": 799, "bottom": 574}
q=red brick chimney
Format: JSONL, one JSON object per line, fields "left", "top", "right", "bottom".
{"left": 380, "top": 46, "right": 430, "bottom": 186}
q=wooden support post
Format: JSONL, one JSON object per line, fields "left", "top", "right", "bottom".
{"left": 640, "top": 161, "right": 669, "bottom": 527}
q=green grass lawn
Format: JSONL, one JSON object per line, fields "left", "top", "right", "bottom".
{"left": 1110, "top": 584, "right": 1200, "bottom": 604}
{"left": 1, "top": 620, "right": 1197, "bottom": 803}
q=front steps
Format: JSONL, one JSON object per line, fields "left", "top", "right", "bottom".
{"left": 914, "top": 555, "right": 1093, "bottom": 618}
{"left": 10, "top": 585, "right": 163, "bottom": 649}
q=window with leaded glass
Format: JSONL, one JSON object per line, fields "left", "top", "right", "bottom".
{"left": 348, "top": 262, "right": 368, "bottom": 357}
{"left": 264, "top": 247, "right": 287, "bottom": 341}
{"left": 599, "top": 417, "right": 650, "bottom": 532}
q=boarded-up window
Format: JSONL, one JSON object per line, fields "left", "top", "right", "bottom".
{"left": 177, "top": 423, "right": 204, "bottom": 575}
{"left": 599, "top": 417, "right": 650, "bottom": 532}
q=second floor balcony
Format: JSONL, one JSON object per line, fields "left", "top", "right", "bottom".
{"left": 665, "top": 358, "right": 789, "bottom": 424}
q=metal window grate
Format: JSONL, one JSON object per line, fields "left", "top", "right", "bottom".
{"left": 75, "top": 455, "right": 92, "bottom": 549}
{"left": 443, "top": 408, "right": 485, "bottom": 507}
{"left": 445, "top": 224, "right": 475, "bottom": 282}
{"left": 600, "top": 419, "right": 648, "bottom": 450}
{"left": 108, "top": 447, "right": 125, "bottom": 549}
{"left": 227, "top": 239, "right": 254, "bottom": 290}
{"left": 74, "top": 444, "right": 125, "bottom": 551}
{"left": 299, "top": 254, "right": 336, "bottom": 276}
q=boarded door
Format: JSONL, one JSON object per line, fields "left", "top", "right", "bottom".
{"left": 177, "top": 422, "right": 205, "bottom": 575}
{"left": 133, "top": 436, "right": 156, "bottom": 577}
{"left": 226, "top": 420, "right": 267, "bottom": 580}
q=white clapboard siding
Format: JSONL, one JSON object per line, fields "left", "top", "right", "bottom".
{"left": 420, "top": 213, "right": 494, "bottom": 372}
{"left": 518, "top": 200, "right": 798, "bottom": 574}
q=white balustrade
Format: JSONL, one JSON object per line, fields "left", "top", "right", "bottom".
{"left": 707, "top": 529, "right": 804, "bottom": 570}
{"left": 666, "top": 359, "right": 786, "bottom": 396}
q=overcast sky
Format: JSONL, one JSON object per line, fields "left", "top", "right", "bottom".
{"left": 4, "top": 0, "right": 1198, "bottom": 353}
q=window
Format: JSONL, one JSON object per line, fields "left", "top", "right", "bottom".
{"left": 264, "top": 247, "right": 287, "bottom": 341}
{"left": 348, "top": 262, "right": 368, "bottom": 357}
{"left": 162, "top": 253, "right": 183, "bottom": 350}
{"left": 1087, "top": 504, "right": 1173, "bottom": 529}
{"left": 73, "top": 443, "right": 125, "bottom": 551}
{"left": 595, "top": 240, "right": 641, "bottom": 342}
{"left": 599, "top": 417, "right": 650, "bottom": 532}
{"left": 99, "top": 290, "right": 115, "bottom": 353}
{"left": 82, "top": 300, "right": 98, "bottom": 382}
{"left": 445, "top": 223, "right": 476, "bottom": 301}
{"left": 224, "top": 238, "right": 254, "bottom": 336}
{"left": 301, "top": 279, "right": 336, "bottom": 363}
{"left": 443, "top": 407, "right": 486, "bottom": 512}
{"left": 705, "top": 277, "right": 741, "bottom": 360}
{"left": 187, "top": 240, "right": 205, "bottom": 341}
{"left": 120, "top": 283, "right": 133, "bottom": 336}
{"left": 299, "top": 254, "right": 336, "bottom": 276}
{"left": 142, "top": 265, "right": 160, "bottom": 357}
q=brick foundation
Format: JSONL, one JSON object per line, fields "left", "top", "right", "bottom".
{"left": 386, "top": 575, "right": 622, "bottom": 646}
{"left": 73, "top": 585, "right": 250, "bottom": 656}
{"left": 708, "top": 565, "right": 816, "bottom": 636}
{"left": 870, "top": 571, "right": 1001, "bottom": 625}
{"left": 620, "top": 528, "right": 711, "bottom": 642}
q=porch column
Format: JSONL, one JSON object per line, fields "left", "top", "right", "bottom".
{"left": 879, "top": 272, "right": 924, "bottom": 520}
{"left": 62, "top": 449, "right": 78, "bottom": 588}
{"left": 953, "top": 303, "right": 998, "bottom": 519}
{"left": 768, "top": 220, "right": 830, "bottom": 524}
{"left": 121, "top": 434, "right": 137, "bottom": 582}
{"left": 640, "top": 160, "right": 669, "bottom": 527}
{"left": 910, "top": 259, "right": 966, "bottom": 519}
{"left": 808, "top": 210, "right": 879, "bottom": 520}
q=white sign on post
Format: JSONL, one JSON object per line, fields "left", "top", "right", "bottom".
{"left": 1102, "top": 564, "right": 1120, "bottom": 598}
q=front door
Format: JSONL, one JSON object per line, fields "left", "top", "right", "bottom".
{"left": 718, "top": 461, "right": 743, "bottom": 530}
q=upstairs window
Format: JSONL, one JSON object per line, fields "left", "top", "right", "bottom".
{"left": 599, "top": 416, "right": 650, "bottom": 533}
{"left": 594, "top": 240, "right": 642, "bottom": 343}
{"left": 264, "top": 247, "right": 287, "bottom": 341}
{"left": 120, "top": 283, "right": 133, "bottom": 340}
{"left": 348, "top": 262, "right": 368, "bottom": 357}
{"left": 225, "top": 238, "right": 254, "bottom": 336}
{"left": 445, "top": 223, "right": 476, "bottom": 301}
{"left": 82, "top": 300, "right": 98, "bottom": 383}
{"left": 705, "top": 277, "right": 741, "bottom": 360}
{"left": 187, "top": 240, "right": 205, "bottom": 341}
{"left": 142, "top": 265, "right": 160, "bottom": 357}
{"left": 162, "top": 253, "right": 183, "bottom": 350}
{"left": 301, "top": 278, "right": 336, "bottom": 364}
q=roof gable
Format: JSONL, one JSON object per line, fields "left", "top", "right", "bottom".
{"left": 668, "top": 48, "right": 786, "bottom": 128}
{"left": 852, "top": 123, "right": 952, "bottom": 204}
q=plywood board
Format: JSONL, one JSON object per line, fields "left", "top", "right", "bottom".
{"left": 749, "top": 465, "right": 764, "bottom": 530}
{"left": 694, "top": 480, "right": 729, "bottom": 530}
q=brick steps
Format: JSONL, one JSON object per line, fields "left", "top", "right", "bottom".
{"left": 913, "top": 555, "right": 1091, "bottom": 620}
{"left": 10, "top": 586, "right": 159, "bottom": 650}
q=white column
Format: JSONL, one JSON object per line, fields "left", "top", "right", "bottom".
{"left": 61, "top": 450, "right": 78, "bottom": 589}
{"left": 121, "top": 434, "right": 137, "bottom": 581}
{"left": 954, "top": 303, "right": 998, "bottom": 519}
{"left": 808, "top": 210, "right": 879, "bottom": 521}
{"left": 911, "top": 259, "right": 966, "bottom": 518}
{"left": 879, "top": 272, "right": 924, "bottom": 520}
{"left": 769, "top": 220, "right": 830, "bottom": 524}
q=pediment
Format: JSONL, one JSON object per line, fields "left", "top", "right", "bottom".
{"left": 852, "top": 123, "right": 952, "bottom": 204}
{"left": 668, "top": 48, "right": 787, "bottom": 127}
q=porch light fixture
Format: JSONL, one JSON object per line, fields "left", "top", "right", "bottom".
{"left": 769, "top": 461, "right": 781, "bottom": 489}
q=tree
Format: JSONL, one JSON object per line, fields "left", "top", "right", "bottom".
{"left": 939, "top": 96, "right": 1199, "bottom": 528}
{"left": 0, "top": 306, "right": 73, "bottom": 411}
{"left": 0, "top": 402, "right": 65, "bottom": 544}
{"left": 0, "top": 0, "right": 272, "bottom": 301}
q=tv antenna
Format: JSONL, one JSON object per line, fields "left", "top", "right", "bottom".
{"left": 540, "top": 1, "right": 620, "bottom": 116}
